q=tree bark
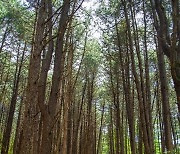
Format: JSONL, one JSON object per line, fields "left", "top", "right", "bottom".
{"left": 40, "top": 1, "right": 71, "bottom": 153}
{"left": 156, "top": 39, "right": 174, "bottom": 152}
{"left": 151, "top": 0, "right": 180, "bottom": 113}
{"left": 19, "top": 0, "right": 46, "bottom": 153}
{"left": 121, "top": 0, "right": 152, "bottom": 153}
{"left": 1, "top": 43, "right": 26, "bottom": 154}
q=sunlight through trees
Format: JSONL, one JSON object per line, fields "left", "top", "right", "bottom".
{"left": 0, "top": 0, "right": 179, "bottom": 153}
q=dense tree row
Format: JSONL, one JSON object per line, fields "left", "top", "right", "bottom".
{"left": 0, "top": 0, "right": 179, "bottom": 154}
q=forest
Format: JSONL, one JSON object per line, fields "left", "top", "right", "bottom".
{"left": 0, "top": 0, "right": 179, "bottom": 153}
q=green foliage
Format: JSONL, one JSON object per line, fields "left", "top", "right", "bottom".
{"left": 0, "top": 0, "right": 34, "bottom": 41}
{"left": 0, "top": 0, "right": 179, "bottom": 153}
{"left": 84, "top": 39, "right": 101, "bottom": 72}
{"left": 101, "top": 133, "right": 109, "bottom": 153}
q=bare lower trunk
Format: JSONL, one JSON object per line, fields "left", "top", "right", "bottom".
{"left": 40, "top": 116, "right": 53, "bottom": 154}
{"left": 19, "top": 0, "right": 46, "bottom": 152}
{"left": 156, "top": 45, "right": 174, "bottom": 151}
{"left": 39, "top": 0, "right": 71, "bottom": 153}
{"left": 172, "top": 71, "right": 180, "bottom": 113}
{"left": 1, "top": 43, "right": 26, "bottom": 154}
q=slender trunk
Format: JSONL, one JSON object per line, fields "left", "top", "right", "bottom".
{"left": 156, "top": 41, "right": 174, "bottom": 151}
{"left": 62, "top": 34, "right": 74, "bottom": 154}
{"left": 109, "top": 106, "right": 115, "bottom": 154}
{"left": 129, "top": 0, "right": 154, "bottom": 151}
{"left": 97, "top": 102, "right": 105, "bottom": 154}
{"left": 13, "top": 89, "right": 25, "bottom": 154}
{"left": 115, "top": 17, "right": 135, "bottom": 154}
{"left": 19, "top": 0, "right": 46, "bottom": 153}
{"left": 1, "top": 43, "right": 26, "bottom": 154}
{"left": 150, "top": 0, "right": 180, "bottom": 113}
{"left": 40, "top": 1, "right": 71, "bottom": 153}
{"left": 121, "top": 0, "right": 151, "bottom": 153}
{"left": 72, "top": 80, "right": 87, "bottom": 154}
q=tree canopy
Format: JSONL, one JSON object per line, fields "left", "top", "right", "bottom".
{"left": 0, "top": 0, "right": 179, "bottom": 154}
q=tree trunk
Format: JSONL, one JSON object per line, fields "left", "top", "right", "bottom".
{"left": 150, "top": 0, "right": 180, "bottom": 113}
{"left": 156, "top": 40, "right": 174, "bottom": 152}
{"left": 19, "top": 0, "right": 46, "bottom": 152}
{"left": 115, "top": 17, "right": 136, "bottom": 154}
{"left": 121, "top": 0, "right": 152, "bottom": 153}
{"left": 1, "top": 43, "right": 26, "bottom": 154}
{"left": 40, "top": 0, "right": 71, "bottom": 153}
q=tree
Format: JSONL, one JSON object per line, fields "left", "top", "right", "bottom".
{"left": 0, "top": 0, "right": 179, "bottom": 153}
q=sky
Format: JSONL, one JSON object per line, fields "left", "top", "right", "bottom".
{"left": 82, "top": 0, "right": 101, "bottom": 39}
